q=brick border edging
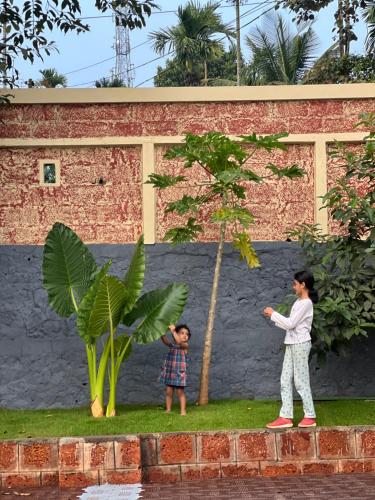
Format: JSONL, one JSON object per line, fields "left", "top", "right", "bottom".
{"left": 0, "top": 426, "right": 374, "bottom": 488}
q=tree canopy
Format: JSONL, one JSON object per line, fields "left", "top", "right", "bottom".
{"left": 279, "top": 0, "right": 368, "bottom": 56}
{"left": 150, "top": 1, "right": 234, "bottom": 86}
{"left": 154, "top": 47, "right": 243, "bottom": 87}
{"left": 38, "top": 67, "right": 67, "bottom": 87}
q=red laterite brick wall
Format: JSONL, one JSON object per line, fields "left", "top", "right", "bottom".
{"left": 0, "top": 96, "right": 373, "bottom": 245}
{"left": 0, "top": 427, "right": 374, "bottom": 487}
{"left": 0, "top": 146, "right": 142, "bottom": 244}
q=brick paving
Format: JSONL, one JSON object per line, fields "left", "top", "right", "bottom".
{"left": 1, "top": 474, "right": 375, "bottom": 499}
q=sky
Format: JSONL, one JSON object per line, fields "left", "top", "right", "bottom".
{"left": 14, "top": 0, "right": 368, "bottom": 88}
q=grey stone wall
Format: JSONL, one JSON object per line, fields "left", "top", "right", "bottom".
{"left": 0, "top": 242, "right": 374, "bottom": 409}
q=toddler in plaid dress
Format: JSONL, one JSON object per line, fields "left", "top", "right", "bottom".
{"left": 160, "top": 324, "right": 191, "bottom": 415}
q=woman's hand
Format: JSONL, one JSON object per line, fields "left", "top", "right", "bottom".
{"left": 263, "top": 307, "right": 274, "bottom": 318}
{"left": 168, "top": 324, "right": 176, "bottom": 333}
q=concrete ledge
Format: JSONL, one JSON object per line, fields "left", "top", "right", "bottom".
{"left": 7, "top": 84, "right": 375, "bottom": 104}
{"left": 0, "top": 426, "right": 374, "bottom": 487}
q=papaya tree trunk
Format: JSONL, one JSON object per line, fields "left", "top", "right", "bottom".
{"left": 198, "top": 221, "right": 226, "bottom": 405}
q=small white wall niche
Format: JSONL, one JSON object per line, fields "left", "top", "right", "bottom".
{"left": 39, "top": 159, "right": 61, "bottom": 186}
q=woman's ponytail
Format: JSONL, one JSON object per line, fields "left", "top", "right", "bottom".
{"left": 309, "top": 288, "right": 319, "bottom": 304}
{"left": 294, "top": 270, "right": 318, "bottom": 303}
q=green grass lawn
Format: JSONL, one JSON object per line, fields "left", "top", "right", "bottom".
{"left": 1, "top": 399, "right": 374, "bottom": 440}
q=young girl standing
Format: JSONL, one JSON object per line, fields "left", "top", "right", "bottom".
{"left": 263, "top": 270, "right": 318, "bottom": 429}
{"left": 159, "top": 324, "right": 191, "bottom": 416}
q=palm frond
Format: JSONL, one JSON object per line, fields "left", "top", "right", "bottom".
{"left": 363, "top": 0, "right": 375, "bottom": 54}
{"left": 150, "top": 0, "right": 234, "bottom": 70}
{"left": 291, "top": 27, "right": 320, "bottom": 82}
{"left": 246, "top": 13, "right": 319, "bottom": 84}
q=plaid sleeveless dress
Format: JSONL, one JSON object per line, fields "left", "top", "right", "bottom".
{"left": 159, "top": 343, "right": 188, "bottom": 388}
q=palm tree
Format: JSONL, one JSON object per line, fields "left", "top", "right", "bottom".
{"left": 245, "top": 14, "right": 319, "bottom": 84}
{"left": 150, "top": 1, "right": 234, "bottom": 86}
{"left": 95, "top": 77, "right": 126, "bottom": 87}
{"left": 38, "top": 68, "right": 67, "bottom": 87}
{"left": 363, "top": 0, "right": 375, "bottom": 55}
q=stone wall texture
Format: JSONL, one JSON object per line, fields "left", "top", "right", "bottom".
{"left": 0, "top": 100, "right": 371, "bottom": 139}
{"left": 0, "top": 97, "right": 373, "bottom": 244}
{"left": 0, "top": 146, "right": 142, "bottom": 244}
{"left": 0, "top": 427, "right": 374, "bottom": 488}
{"left": 0, "top": 242, "right": 374, "bottom": 409}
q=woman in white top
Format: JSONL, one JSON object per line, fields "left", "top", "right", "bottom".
{"left": 263, "top": 270, "right": 318, "bottom": 429}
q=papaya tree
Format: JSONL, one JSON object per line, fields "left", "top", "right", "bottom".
{"left": 42, "top": 223, "right": 188, "bottom": 417}
{"left": 147, "top": 131, "right": 305, "bottom": 405}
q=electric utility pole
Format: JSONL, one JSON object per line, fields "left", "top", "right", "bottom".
{"left": 228, "top": 0, "right": 243, "bottom": 86}
{"left": 235, "top": 0, "right": 241, "bottom": 86}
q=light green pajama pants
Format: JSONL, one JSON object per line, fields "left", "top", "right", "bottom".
{"left": 279, "top": 341, "right": 316, "bottom": 419}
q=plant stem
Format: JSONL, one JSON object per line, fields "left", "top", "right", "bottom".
{"left": 91, "top": 338, "right": 111, "bottom": 418}
{"left": 86, "top": 343, "right": 97, "bottom": 402}
{"left": 114, "top": 335, "right": 133, "bottom": 381}
{"left": 198, "top": 220, "right": 226, "bottom": 405}
{"left": 69, "top": 287, "right": 78, "bottom": 312}
{"left": 106, "top": 314, "right": 116, "bottom": 417}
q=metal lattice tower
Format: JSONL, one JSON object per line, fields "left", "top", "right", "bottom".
{"left": 113, "top": 8, "right": 134, "bottom": 87}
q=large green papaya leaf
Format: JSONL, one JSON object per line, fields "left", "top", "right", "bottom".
{"left": 87, "top": 275, "right": 128, "bottom": 337}
{"left": 42, "top": 223, "right": 97, "bottom": 317}
{"left": 76, "top": 261, "right": 112, "bottom": 343}
{"left": 123, "top": 235, "right": 145, "bottom": 315}
{"left": 124, "top": 283, "right": 188, "bottom": 344}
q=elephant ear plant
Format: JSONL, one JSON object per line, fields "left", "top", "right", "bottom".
{"left": 43, "top": 222, "right": 188, "bottom": 417}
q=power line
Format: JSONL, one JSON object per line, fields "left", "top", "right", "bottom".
{"left": 77, "top": 3, "right": 268, "bottom": 20}
{"left": 69, "top": 51, "right": 172, "bottom": 87}
{"left": 64, "top": 56, "right": 115, "bottom": 76}
{"left": 63, "top": 40, "right": 150, "bottom": 76}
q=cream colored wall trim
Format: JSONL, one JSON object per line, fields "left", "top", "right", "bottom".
{"left": 314, "top": 140, "right": 329, "bottom": 233}
{"left": 0, "top": 132, "right": 367, "bottom": 148}
{"left": 7, "top": 83, "right": 375, "bottom": 104}
{"left": 142, "top": 142, "right": 156, "bottom": 244}
{"left": 1, "top": 132, "right": 368, "bottom": 242}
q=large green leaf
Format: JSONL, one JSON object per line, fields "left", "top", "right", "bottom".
{"left": 76, "top": 261, "right": 112, "bottom": 343}
{"left": 124, "top": 283, "right": 188, "bottom": 344}
{"left": 114, "top": 334, "right": 133, "bottom": 360}
{"left": 86, "top": 275, "right": 128, "bottom": 337}
{"left": 123, "top": 235, "right": 145, "bottom": 315}
{"left": 232, "top": 232, "right": 261, "bottom": 268}
{"left": 42, "top": 223, "right": 97, "bottom": 317}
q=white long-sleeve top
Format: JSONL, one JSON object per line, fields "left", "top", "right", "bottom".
{"left": 270, "top": 298, "right": 313, "bottom": 344}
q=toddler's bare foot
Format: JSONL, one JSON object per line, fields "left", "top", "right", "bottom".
{"left": 180, "top": 411, "right": 186, "bottom": 416}
{"left": 165, "top": 409, "right": 171, "bottom": 413}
